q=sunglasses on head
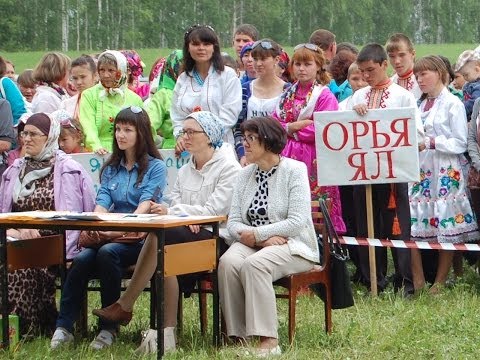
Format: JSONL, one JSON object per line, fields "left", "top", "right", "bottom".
{"left": 294, "top": 43, "right": 321, "bottom": 53}
{"left": 252, "top": 41, "right": 274, "bottom": 51}
{"left": 121, "top": 105, "right": 143, "bottom": 114}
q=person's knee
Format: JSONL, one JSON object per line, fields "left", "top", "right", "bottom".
{"left": 239, "top": 255, "right": 267, "bottom": 278}
{"left": 96, "top": 243, "right": 120, "bottom": 267}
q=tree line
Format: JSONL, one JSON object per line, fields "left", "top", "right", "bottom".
{"left": 1, "top": 0, "right": 479, "bottom": 52}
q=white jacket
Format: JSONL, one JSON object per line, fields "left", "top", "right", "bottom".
{"left": 168, "top": 145, "right": 241, "bottom": 242}
{"left": 227, "top": 157, "right": 319, "bottom": 263}
{"left": 171, "top": 66, "right": 242, "bottom": 145}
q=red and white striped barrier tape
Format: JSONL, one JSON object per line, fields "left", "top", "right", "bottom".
{"left": 337, "top": 236, "right": 480, "bottom": 251}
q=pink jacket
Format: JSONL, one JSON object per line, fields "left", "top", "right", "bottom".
{"left": 0, "top": 150, "right": 96, "bottom": 259}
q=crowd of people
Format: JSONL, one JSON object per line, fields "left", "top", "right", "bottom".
{"left": 0, "top": 23, "right": 480, "bottom": 357}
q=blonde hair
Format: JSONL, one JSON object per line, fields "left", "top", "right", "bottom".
{"left": 347, "top": 62, "right": 361, "bottom": 78}
{"left": 291, "top": 47, "right": 330, "bottom": 85}
{"left": 33, "top": 52, "right": 71, "bottom": 83}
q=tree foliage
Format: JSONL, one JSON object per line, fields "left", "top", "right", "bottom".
{"left": 0, "top": 0, "right": 479, "bottom": 52}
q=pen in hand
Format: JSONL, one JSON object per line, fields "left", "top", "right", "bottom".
{"left": 151, "top": 186, "right": 162, "bottom": 202}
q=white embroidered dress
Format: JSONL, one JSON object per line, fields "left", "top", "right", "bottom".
{"left": 409, "top": 88, "right": 480, "bottom": 243}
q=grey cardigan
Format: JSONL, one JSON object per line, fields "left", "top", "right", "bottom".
{"left": 227, "top": 157, "right": 319, "bottom": 263}
{"left": 467, "top": 98, "right": 480, "bottom": 171}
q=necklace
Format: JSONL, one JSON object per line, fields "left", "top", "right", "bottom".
{"left": 192, "top": 69, "right": 205, "bottom": 86}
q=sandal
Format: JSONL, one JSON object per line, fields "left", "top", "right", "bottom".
{"left": 89, "top": 330, "right": 115, "bottom": 350}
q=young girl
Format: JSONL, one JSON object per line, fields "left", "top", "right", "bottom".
{"left": 60, "top": 55, "right": 97, "bottom": 120}
{"left": 52, "top": 110, "right": 85, "bottom": 154}
{"left": 410, "top": 55, "right": 480, "bottom": 293}
{"left": 273, "top": 43, "right": 345, "bottom": 233}
{"left": 234, "top": 39, "right": 286, "bottom": 165}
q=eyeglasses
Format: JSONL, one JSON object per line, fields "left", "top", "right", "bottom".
{"left": 178, "top": 129, "right": 205, "bottom": 138}
{"left": 20, "top": 131, "right": 47, "bottom": 139}
{"left": 294, "top": 43, "right": 321, "bottom": 53}
{"left": 241, "top": 134, "right": 259, "bottom": 144}
{"left": 253, "top": 41, "right": 274, "bottom": 50}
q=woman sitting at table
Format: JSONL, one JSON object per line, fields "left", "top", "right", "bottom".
{"left": 92, "top": 111, "right": 241, "bottom": 354}
{"left": 50, "top": 107, "right": 167, "bottom": 350}
{"left": 0, "top": 112, "right": 96, "bottom": 337}
{"left": 218, "top": 116, "right": 319, "bottom": 357}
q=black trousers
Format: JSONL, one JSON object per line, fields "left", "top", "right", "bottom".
{"left": 353, "top": 183, "right": 413, "bottom": 295}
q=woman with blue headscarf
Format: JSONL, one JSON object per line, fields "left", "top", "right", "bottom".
{"left": 92, "top": 111, "right": 241, "bottom": 353}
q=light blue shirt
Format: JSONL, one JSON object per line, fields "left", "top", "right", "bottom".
{"left": 96, "top": 156, "right": 167, "bottom": 213}
{"left": 0, "top": 77, "right": 27, "bottom": 126}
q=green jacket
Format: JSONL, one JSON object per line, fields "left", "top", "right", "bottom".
{"left": 80, "top": 84, "right": 143, "bottom": 152}
{"left": 146, "top": 88, "right": 175, "bottom": 149}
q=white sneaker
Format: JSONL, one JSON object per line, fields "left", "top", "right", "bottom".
{"left": 89, "top": 330, "right": 115, "bottom": 350}
{"left": 135, "top": 327, "right": 176, "bottom": 354}
{"left": 50, "top": 327, "right": 74, "bottom": 349}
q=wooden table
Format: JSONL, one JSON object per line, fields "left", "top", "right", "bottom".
{"left": 0, "top": 213, "right": 226, "bottom": 359}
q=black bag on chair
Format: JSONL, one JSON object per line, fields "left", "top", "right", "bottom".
{"left": 310, "top": 199, "right": 354, "bottom": 309}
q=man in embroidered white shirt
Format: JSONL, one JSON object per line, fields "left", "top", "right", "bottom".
{"left": 346, "top": 43, "right": 424, "bottom": 296}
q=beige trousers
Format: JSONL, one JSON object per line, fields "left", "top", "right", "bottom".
{"left": 218, "top": 242, "right": 313, "bottom": 339}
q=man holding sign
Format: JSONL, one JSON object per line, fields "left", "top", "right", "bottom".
{"left": 345, "top": 44, "right": 424, "bottom": 296}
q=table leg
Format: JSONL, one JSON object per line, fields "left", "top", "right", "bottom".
{"left": 212, "top": 222, "right": 220, "bottom": 347}
{"left": 156, "top": 230, "right": 165, "bottom": 360}
{"left": 0, "top": 228, "right": 9, "bottom": 349}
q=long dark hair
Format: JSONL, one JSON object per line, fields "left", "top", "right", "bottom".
{"left": 182, "top": 25, "right": 224, "bottom": 74}
{"left": 100, "top": 107, "right": 162, "bottom": 186}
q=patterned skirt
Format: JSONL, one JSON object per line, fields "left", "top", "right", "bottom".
{"left": 409, "top": 150, "right": 480, "bottom": 243}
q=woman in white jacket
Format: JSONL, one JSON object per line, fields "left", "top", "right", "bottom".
{"left": 92, "top": 111, "right": 241, "bottom": 353}
{"left": 172, "top": 24, "right": 242, "bottom": 153}
{"left": 218, "top": 116, "right": 319, "bottom": 357}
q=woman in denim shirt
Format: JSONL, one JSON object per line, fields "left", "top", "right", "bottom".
{"left": 51, "top": 106, "right": 167, "bottom": 350}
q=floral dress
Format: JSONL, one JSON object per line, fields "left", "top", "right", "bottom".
{"left": 409, "top": 88, "right": 479, "bottom": 243}
{"left": 274, "top": 81, "right": 346, "bottom": 234}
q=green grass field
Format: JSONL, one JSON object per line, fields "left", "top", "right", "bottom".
{"left": 1, "top": 44, "right": 475, "bottom": 75}
{"left": 4, "top": 263, "right": 480, "bottom": 359}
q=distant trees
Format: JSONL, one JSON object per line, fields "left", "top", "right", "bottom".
{"left": 0, "top": 0, "right": 478, "bottom": 51}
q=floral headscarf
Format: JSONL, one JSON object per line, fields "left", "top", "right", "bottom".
{"left": 159, "top": 50, "right": 183, "bottom": 91}
{"left": 187, "top": 111, "right": 224, "bottom": 149}
{"left": 98, "top": 50, "right": 128, "bottom": 99}
{"left": 121, "top": 50, "right": 145, "bottom": 78}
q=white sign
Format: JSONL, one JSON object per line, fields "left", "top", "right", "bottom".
{"left": 70, "top": 150, "right": 190, "bottom": 195}
{"left": 314, "top": 108, "right": 420, "bottom": 186}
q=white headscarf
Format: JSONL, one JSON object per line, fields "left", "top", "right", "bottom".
{"left": 98, "top": 50, "right": 128, "bottom": 100}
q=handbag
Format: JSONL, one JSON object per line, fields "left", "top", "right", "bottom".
{"left": 78, "top": 231, "right": 147, "bottom": 248}
{"left": 310, "top": 199, "right": 354, "bottom": 309}
{"left": 467, "top": 166, "right": 480, "bottom": 189}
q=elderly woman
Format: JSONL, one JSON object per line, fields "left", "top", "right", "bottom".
{"left": 80, "top": 50, "right": 143, "bottom": 155}
{"left": 218, "top": 116, "right": 319, "bottom": 356}
{"left": 92, "top": 111, "right": 241, "bottom": 353}
{"left": 0, "top": 112, "right": 95, "bottom": 336}
{"left": 31, "top": 52, "right": 71, "bottom": 114}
